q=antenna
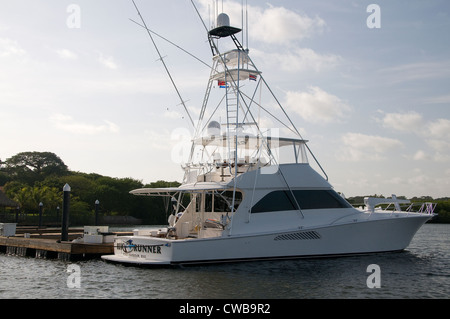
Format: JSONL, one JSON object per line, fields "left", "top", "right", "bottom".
{"left": 246, "top": 0, "right": 249, "bottom": 49}
{"left": 241, "top": 0, "right": 244, "bottom": 46}
{"left": 131, "top": 0, "right": 195, "bottom": 128}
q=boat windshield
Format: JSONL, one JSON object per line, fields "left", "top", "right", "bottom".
{"left": 203, "top": 190, "right": 242, "bottom": 213}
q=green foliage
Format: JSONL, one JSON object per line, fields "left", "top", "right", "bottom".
{"left": 432, "top": 199, "right": 450, "bottom": 223}
{"left": 1, "top": 151, "right": 177, "bottom": 226}
{"left": 2, "top": 152, "right": 68, "bottom": 184}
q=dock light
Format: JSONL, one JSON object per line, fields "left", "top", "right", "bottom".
{"left": 95, "top": 200, "right": 100, "bottom": 226}
{"left": 38, "top": 202, "right": 43, "bottom": 229}
{"left": 61, "top": 184, "right": 71, "bottom": 242}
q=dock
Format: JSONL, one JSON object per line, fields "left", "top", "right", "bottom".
{"left": 0, "top": 226, "right": 132, "bottom": 261}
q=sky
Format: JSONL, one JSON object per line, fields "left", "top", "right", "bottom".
{"left": 1, "top": 0, "right": 449, "bottom": 198}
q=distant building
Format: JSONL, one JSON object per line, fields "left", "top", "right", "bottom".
{"left": 0, "top": 187, "right": 18, "bottom": 208}
{"left": 0, "top": 187, "right": 19, "bottom": 222}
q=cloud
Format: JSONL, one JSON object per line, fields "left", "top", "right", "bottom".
{"left": 0, "top": 37, "right": 26, "bottom": 58}
{"left": 426, "top": 139, "right": 450, "bottom": 151}
{"left": 249, "top": 5, "right": 326, "bottom": 45}
{"left": 427, "top": 118, "right": 450, "bottom": 139}
{"left": 56, "top": 49, "right": 78, "bottom": 60}
{"left": 423, "top": 119, "right": 450, "bottom": 159}
{"left": 338, "top": 132, "right": 403, "bottom": 161}
{"left": 378, "top": 61, "right": 450, "bottom": 84}
{"left": 413, "top": 150, "right": 432, "bottom": 161}
{"left": 144, "top": 129, "right": 174, "bottom": 151}
{"left": 377, "top": 113, "right": 450, "bottom": 162}
{"left": 97, "top": 52, "right": 118, "bottom": 70}
{"left": 163, "top": 110, "right": 183, "bottom": 119}
{"left": 50, "top": 114, "right": 119, "bottom": 135}
{"left": 254, "top": 48, "right": 341, "bottom": 73}
{"left": 422, "top": 94, "right": 450, "bottom": 105}
{"left": 285, "top": 86, "right": 351, "bottom": 124}
{"left": 379, "top": 111, "right": 424, "bottom": 133}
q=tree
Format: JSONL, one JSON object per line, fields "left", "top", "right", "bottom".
{"left": 4, "top": 152, "right": 68, "bottom": 184}
{"left": 4, "top": 183, "right": 62, "bottom": 214}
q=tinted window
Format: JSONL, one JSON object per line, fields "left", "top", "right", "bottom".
{"left": 293, "top": 190, "right": 352, "bottom": 210}
{"left": 251, "top": 191, "right": 296, "bottom": 213}
{"left": 251, "top": 189, "right": 351, "bottom": 213}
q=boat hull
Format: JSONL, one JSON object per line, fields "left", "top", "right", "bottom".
{"left": 101, "top": 214, "right": 431, "bottom": 265}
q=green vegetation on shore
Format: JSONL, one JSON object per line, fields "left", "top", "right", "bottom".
{"left": 1, "top": 151, "right": 448, "bottom": 225}
{"left": 0, "top": 151, "right": 179, "bottom": 225}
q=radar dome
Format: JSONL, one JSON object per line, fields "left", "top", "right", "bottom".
{"left": 207, "top": 121, "right": 221, "bottom": 136}
{"left": 217, "top": 13, "right": 230, "bottom": 28}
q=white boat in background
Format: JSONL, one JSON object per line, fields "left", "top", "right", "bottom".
{"left": 102, "top": 6, "right": 436, "bottom": 266}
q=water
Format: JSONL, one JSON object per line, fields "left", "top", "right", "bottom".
{"left": 0, "top": 224, "right": 448, "bottom": 299}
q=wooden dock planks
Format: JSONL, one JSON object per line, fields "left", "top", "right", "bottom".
{"left": 0, "top": 235, "right": 114, "bottom": 258}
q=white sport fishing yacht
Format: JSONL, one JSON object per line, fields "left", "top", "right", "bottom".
{"left": 102, "top": 6, "right": 435, "bottom": 266}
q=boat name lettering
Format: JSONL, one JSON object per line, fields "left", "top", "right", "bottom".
{"left": 117, "top": 241, "right": 162, "bottom": 254}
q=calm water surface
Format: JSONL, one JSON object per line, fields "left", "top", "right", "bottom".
{"left": 0, "top": 224, "right": 448, "bottom": 299}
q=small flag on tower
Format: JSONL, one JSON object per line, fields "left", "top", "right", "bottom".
{"left": 249, "top": 74, "right": 257, "bottom": 81}
{"left": 218, "top": 81, "right": 228, "bottom": 88}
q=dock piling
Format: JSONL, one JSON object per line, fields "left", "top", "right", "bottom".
{"left": 61, "top": 184, "right": 71, "bottom": 242}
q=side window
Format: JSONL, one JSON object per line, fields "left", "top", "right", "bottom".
{"left": 251, "top": 191, "right": 296, "bottom": 213}
{"left": 251, "top": 189, "right": 351, "bottom": 213}
{"left": 204, "top": 191, "right": 243, "bottom": 213}
{"left": 293, "top": 190, "right": 352, "bottom": 210}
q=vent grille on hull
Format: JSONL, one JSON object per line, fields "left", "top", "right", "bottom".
{"left": 274, "top": 231, "right": 321, "bottom": 241}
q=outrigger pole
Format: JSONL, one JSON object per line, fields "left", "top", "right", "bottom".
{"left": 129, "top": 18, "right": 212, "bottom": 71}
{"left": 131, "top": 0, "right": 195, "bottom": 128}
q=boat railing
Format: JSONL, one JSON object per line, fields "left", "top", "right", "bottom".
{"left": 364, "top": 195, "right": 410, "bottom": 215}
{"left": 363, "top": 195, "right": 436, "bottom": 217}
{"left": 406, "top": 202, "right": 436, "bottom": 216}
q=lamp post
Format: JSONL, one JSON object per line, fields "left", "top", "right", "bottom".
{"left": 38, "top": 202, "right": 43, "bottom": 228}
{"left": 61, "top": 184, "right": 71, "bottom": 242}
{"left": 95, "top": 200, "right": 100, "bottom": 226}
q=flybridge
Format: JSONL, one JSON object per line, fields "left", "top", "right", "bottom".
{"left": 211, "top": 49, "right": 261, "bottom": 83}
